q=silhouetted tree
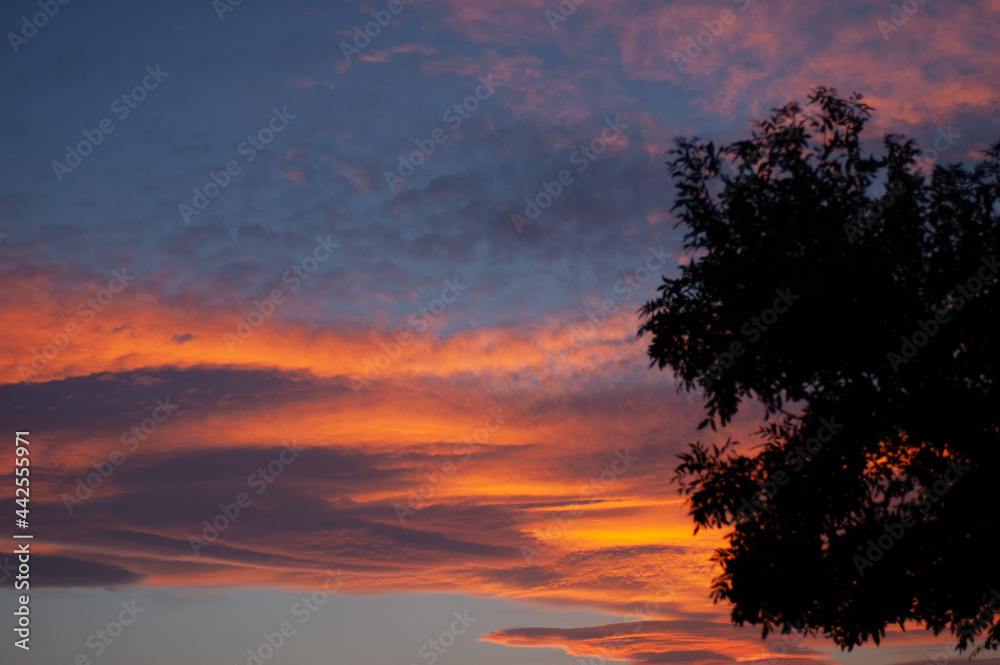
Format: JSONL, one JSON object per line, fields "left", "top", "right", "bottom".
{"left": 639, "top": 87, "right": 1000, "bottom": 654}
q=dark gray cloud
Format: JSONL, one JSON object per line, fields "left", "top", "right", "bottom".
{"left": 31, "top": 555, "right": 145, "bottom": 588}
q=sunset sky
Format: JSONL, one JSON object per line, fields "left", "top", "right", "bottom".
{"left": 2, "top": 0, "right": 1000, "bottom": 663}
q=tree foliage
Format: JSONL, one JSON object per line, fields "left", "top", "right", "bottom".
{"left": 639, "top": 87, "right": 1000, "bottom": 653}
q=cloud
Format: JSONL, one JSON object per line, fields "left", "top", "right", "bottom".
{"left": 31, "top": 555, "right": 146, "bottom": 588}
{"left": 481, "top": 619, "right": 833, "bottom": 665}
{"left": 2, "top": 361, "right": 739, "bottom": 619}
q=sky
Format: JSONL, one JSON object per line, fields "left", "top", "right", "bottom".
{"left": 1, "top": 0, "right": 999, "bottom": 664}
